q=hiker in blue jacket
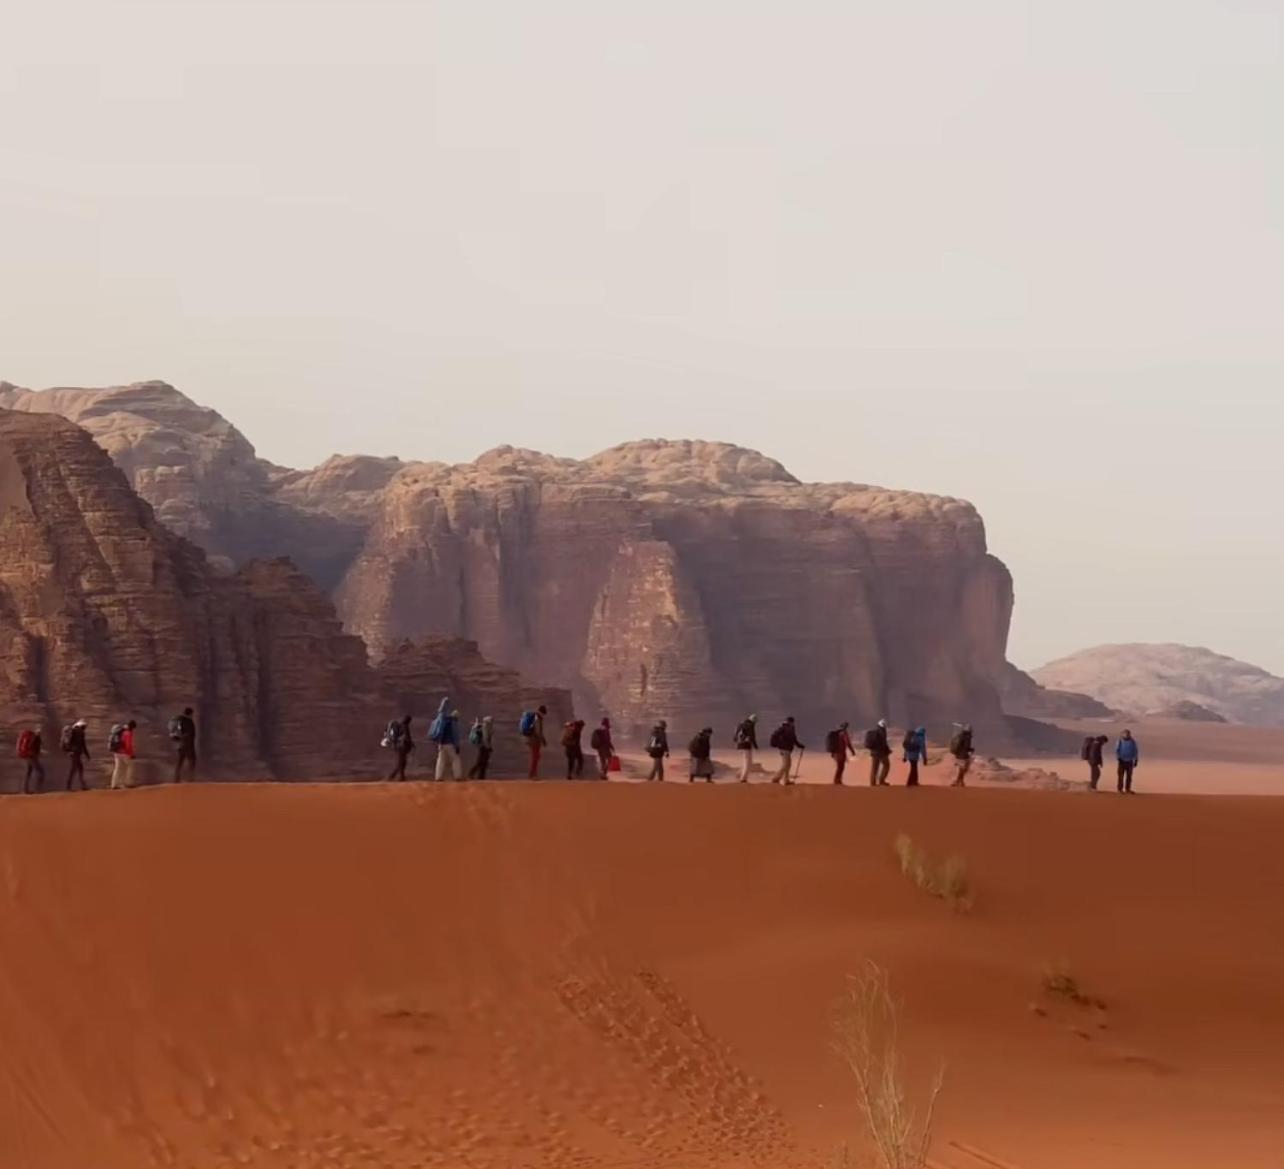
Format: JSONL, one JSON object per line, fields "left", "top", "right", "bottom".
{"left": 1115, "top": 729, "right": 1140, "bottom": 794}
{"left": 902, "top": 726, "right": 928, "bottom": 786}
{"left": 430, "top": 698, "right": 462, "bottom": 781}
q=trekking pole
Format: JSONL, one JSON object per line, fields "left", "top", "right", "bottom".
{"left": 793, "top": 748, "right": 804, "bottom": 781}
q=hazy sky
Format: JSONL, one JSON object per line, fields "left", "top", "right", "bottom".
{"left": 2, "top": 0, "right": 1281, "bottom": 672}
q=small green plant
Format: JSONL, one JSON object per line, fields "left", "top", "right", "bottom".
{"left": 832, "top": 960, "right": 944, "bottom": 1169}
{"left": 894, "top": 834, "right": 971, "bottom": 910}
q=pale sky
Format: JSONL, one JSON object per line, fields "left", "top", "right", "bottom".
{"left": 2, "top": 1, "right": 1281, "bottom": 673}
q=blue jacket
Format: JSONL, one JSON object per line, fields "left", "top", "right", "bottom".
{"left": 903, "top": 727, "right": 927, "bottom": 763}
{"left": 1116, "top": 737, "right": 1139, "bottom": 764}
{"left": 430, "top": 698, "right": 460, "bottom": 750}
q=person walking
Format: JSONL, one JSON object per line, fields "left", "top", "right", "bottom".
{"left": 65, "top": 719, "right": 90, "bottom": 791}
{"left": 563, "top": 719, "right": 586, "bottom": 779}
{"left": 734, "top": 715, "right": 759, "bottom": 783}
{"left": 645, "top": 720, "right": 670, "bottom": 782}
{"left": 949, "top": 723, "right": 974, "bottom": 786}
{"left": 902, "top": 726, "right": 928, "bottom": 786}
{"left": 769, "top": 717, "right": 803, "bottom": 785}
{"left": 109, "top": 720, "right": 136, "bottom": 790}
{"left": 386, "top": 715, "right": 414, "bottom": 780}
{"left": 171, "top": 707, "right": 197, "bottom": 783}
{"left": 826, "top": 722, "right": 855, "bottom": 785}
{"left": 466, "top": 716, "right": 494, "bottom": 778}
{"left": 1084, "top": 734, "right": 1108, "bottom": 790}
{"left": 522, "top": 705, "right": 548, "bottom": 779}
{"left": 429, "top": 699, "right": 462, "bottom": 781}
{"left": 590, "top": 718, "right": 615, "bottom": 779}
{"left": 688, "top": 727, "right": 714, "bottom": 783}
{"left": 864, "top": 719, "right": 892, "bottom": 786}
{"left": 1116, "top": 729, "right": 1140, "bottom": 793}
{"left": 17, "top": 727, "right": 44, "bottom": 794}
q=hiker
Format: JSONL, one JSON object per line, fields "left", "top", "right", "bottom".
{"left": 864, "top": 719, "right": 892, "bottom": 786}
{"left": 902, "top": 726, "right": 928, "bottom": 786}
{"left": 17, "top": 727, "right": 44, "bottom": 794}
{"left": 826, "top": 721, "right": 855, "bottom": 785}
{"left": 590, "top": 717, "right": 615, "bottom": 779}
{"left": 769, "top": 717, "right": 803, "bottom": 785}
{"left": 688, "top": 726, "right": 714, "bottom": 783}
{"left": 563, "top": 719, "right": 586, "bottom": 779}
{"left": 109, "top": 720, "right": 136, "bottom": 789}
{"left": 949, "top": 723, "right": 974, "bottom": 786}
{"left": 64, "top": 719, "right": 90, "bottom": 791}
{"left": 429, "top": 699, "right": 462, "bottom": 781}
{"left": 170, "top": 707, "right": 197, "bottom": 783}
{"left": 385, "top": 715, "right": 414, "bottom": 780}
{"left": 521, "top": 705, "right": 548, "bottom": 779}
{"left": 467, "top": 716, "right": 494, "bottom": 779}
{"left": 734, "top": 714, "right": 759, "bottom": 782}
{"left": 645, "top": 719, "right": 670, "bottom": 781}
{"left": 1083, "top": 734, "right": 1108, "bottom": 790}
{"left": 1116, "top": 729, "right": 1140, "bottom": 794}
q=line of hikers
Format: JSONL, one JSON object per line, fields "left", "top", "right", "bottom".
{"left": 1081, "top": 730, "right": 1141, "bottom": 793}
{"left": 12, "top": 710, "right": 198, "bottom": 792}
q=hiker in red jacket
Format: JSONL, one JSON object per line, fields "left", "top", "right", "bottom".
{"left": 827, "top": 722, "right": 855, "bottom": 785}
{"left": 590, "top": 718, "right": 615, "bottom": 779}
{"left": 524, "top": 705, "right": 548, "bottom": 779}
{"left": 110, "top": 721, "right": 137, "bottom": 790}
{"left": 17, "top": 727, "right": 44, "bottom": 794}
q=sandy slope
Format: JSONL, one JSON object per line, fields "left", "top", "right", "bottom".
{"left": 1, "top": 782, "right": 1282, "bottom": 1169}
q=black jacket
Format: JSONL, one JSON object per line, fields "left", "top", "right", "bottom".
{"left": 734, "top": 720, "right": 758, "bottom": 750}
{"left": 868, "top": 726, "right": 890, "bottom": 756}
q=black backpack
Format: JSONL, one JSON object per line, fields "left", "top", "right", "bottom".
{"left": 734, "top": 720, "right": 753, "bottom": 748}
{"left": 903, "top": 730, "right": 917, "bottom": 752}
{"left": 1080, "top": 736, "right": 1093, "bottom": 761}
{"left": 590, "top": 727, "right": 606, "bottom": 751}
{"left": 949, "top": 730, "right": 970, "bottom": 757}
{"left": 863, "top": 728, "right": 880, "bottom": 751}
{"left": 825, "top": 729, "right": 842, "bottom": 754}
{"left": 768, "top": 725, "right": 786, "bottom": 750}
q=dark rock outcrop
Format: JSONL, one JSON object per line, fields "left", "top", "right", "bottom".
{"left": 996, "top": 662, "right": 1115, "bottom": 720}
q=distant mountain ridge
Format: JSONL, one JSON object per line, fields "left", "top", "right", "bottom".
{"left": 1031, "top": 643, "right": 1284, "bottom": 727}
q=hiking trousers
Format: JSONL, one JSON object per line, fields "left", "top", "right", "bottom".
{"left": 435, "top": 744, "right": 461, "bottom": 781}
{"left": 870, "top": 753, "right": 891, "bottom": 786}
{"left": 951, "top": 755, "right": 972, "bottom": 786}
{"left": 832, "top": 752, "right": 847, "bottom": 785}
{"left": 528, "top": 741, "right": 542, "bottom": 779}
{"left": 646, "top": 755, "right": 666, "bottom": 782}
{"left": 67, "top": 754, "right": 88, "bottom": 791}
{"left": 739, "top": 748, "right": 754, "bottom": 782}
{"left": 771, "top": 750, "right": 793, "bottom": 784}
{"left": 1117, "top": 761, "right": 1135, "bottom": 793}
{"left": 596, "top": 749, "right": 612, "bottom": 778}
{"left": 468, "top": 747, "right": 492, "bottom": 779}
{"left": 906, "top": 759, "right": 920, "bottom": 786}
{"left": 566, "top": 746, "right": 584, "bottom": 779}
{"left": 1089, "top": 762, "right": 1102, "bottom": 789}
{"left": 388, "top": 748, "right": 411, "bottom": 781}
{"left": 23, "top": 759, "right": 44, "bottom": 794}
{"left": 110, "top": 755, "right": 133, "bottom": 789}
{"left": 174, "top": 745, "right": 196, "bottom": 783}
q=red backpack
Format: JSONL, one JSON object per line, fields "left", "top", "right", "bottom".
{"left": 16, "top": 730, "right": 35, "bottom": 759}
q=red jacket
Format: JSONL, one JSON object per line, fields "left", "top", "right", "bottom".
{"left": 119, "top": 728, "right": 136, "bottom": 759}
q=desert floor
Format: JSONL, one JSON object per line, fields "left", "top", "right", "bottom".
{"left": 2, "top": 762, "right": 1283, "bottom": 1169}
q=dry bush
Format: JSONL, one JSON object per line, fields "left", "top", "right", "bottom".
{"left": 832, "top": 961, "right": 944, "bottom": 1169}
{"left": 894, "top": 834, "right": 971, "bottom": 910}
{"left": 1041, "top": 961, "right": 1105, "bottom": 1009}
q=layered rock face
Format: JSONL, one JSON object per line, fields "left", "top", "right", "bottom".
{"left": 3, "top": 382, "right": 1025, "bottom": 745}
{"left": 1032, "top": 644, "right": 1284, "bottom": 727}
{"left": 996, "top": 662, "right": 1114, "bottom": 720}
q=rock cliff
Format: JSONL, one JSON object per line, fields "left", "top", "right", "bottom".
{"left": 1032, "top": 644, "right": 1284, "bottom": 727}
{"left": 2, "top": 382, "right": 1027, "bottom": 745}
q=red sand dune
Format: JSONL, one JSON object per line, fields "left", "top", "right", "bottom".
{"left": 2, "top": 781, "right": 1282, "bottom": 1168}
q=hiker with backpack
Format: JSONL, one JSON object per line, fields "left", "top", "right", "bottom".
{"left": 864, "top": 720, "right": 892, "bottom": 786}
{"left": 467, "top": 716, "right": 494, "bottom": 779}
{"left": 563, "top": 719, "right": 586, "bottom": 779}
{"left": 17, "top": 727, "right": 44, "bottom": 794}
{"left": 520, "top": 705, "right": 548, "bottom": 779}
{"left": 826, "top": 722, "right": 855, "bottom": 785}
{"left": 645, "top": 720, "right": 670, "bottom": 781}
{"left": 383, "top": 715, "right": 414, "bottom": 780}
{"left": 769, "top": 717, "right": 804, "bottom": 785}
{"left": 63, "top": 719, "right": 90, "bottom": 791}
{"left": 949, "top": 723, "right": 974, "bottom": 787}
{"left": 1082, "top": 734, "right": 1109, "bottom": 790}
{"left": 902, "top": 726, "right": 928, "bottom": 786}
{"left": 688, "top": 727, "right": 714, "bottom": 783}
{"left": 734, "top": 715, "right": 759, "bottom": 782}
{"left": 590, "top": 717, "right": 615, "bottom": 779}
{"left": 109, "top": 721, "right": 136, "bottom": 789}
{"left": 428, "top": 699, "right": 462, "bottom": 781}
{"left": 1116, "top": 730, "right": 1140, "bottom": 794}
{"left": 169, "top": 707, "right": 197, "bottom": 783}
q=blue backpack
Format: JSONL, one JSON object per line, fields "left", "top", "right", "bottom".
{"left": 428, "top": 714, "right": 448, "bottom": 744}
{"left": 518, "top": 711, "right": 537, "bottom": 737}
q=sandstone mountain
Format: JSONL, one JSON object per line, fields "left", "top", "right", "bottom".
{"left": 995, "top": 661, "right": 1114, "bottom": 720}
{"left": 1032, "top": 643, "right": 1284, "bottom": 727}
{"left": 1, "top": 380, "right": 1030, "bottom": 745}
{"left": 0, "top": 408, "right": 566, "bottom": 786}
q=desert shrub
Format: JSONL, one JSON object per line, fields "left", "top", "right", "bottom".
{"left": 831, "top": 960, "right": 943, "bottom": 1169}
{"left": 893, "top": 835, "right": 971, "bottom": 910}
{"left": 1041, "top": 961, "right": 1105, "bottom": 1009}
